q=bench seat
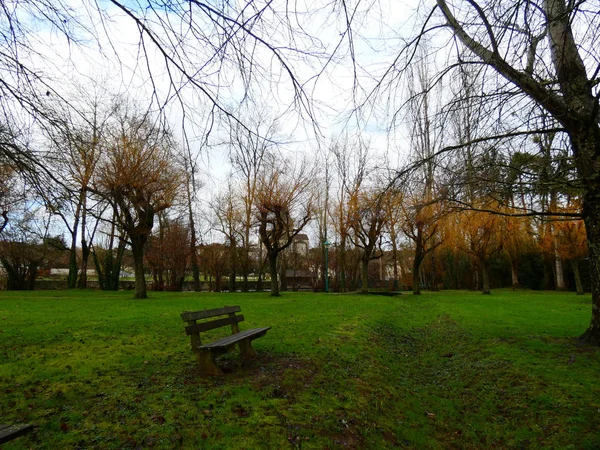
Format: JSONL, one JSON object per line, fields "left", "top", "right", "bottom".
{"left": 201, "top": 327, "right": 271, "bottom": 350}
{"left": 182, "top": 306, "right": 270, "bottom": 376}
{"left": 0, "top": 423, "right": 34, "bottom": 444}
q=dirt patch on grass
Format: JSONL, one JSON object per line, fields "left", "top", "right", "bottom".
{"left": 249, "top": 353, "right": 320, "bottom": 401}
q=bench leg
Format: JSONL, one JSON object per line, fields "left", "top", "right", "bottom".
{"left": 238, "top": 339, "right": 257, "bottom": 359}
{"left": 196, "top": 349, "right": 223, "bottom": 376}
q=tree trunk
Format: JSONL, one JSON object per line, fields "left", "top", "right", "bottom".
{"left": 111, "top": 238, "right": 126, "bottom": 290}
{"left": 257, "top": 241, "right": 264, "bottom": 291}
{"left": 131, "top": 238, "right": 147, "bottom": 299}
{"left": 554, "top": 248, "right": 566, "bottom": 290}
{"left": 392, "top": 237, "right": 399, "bottom": 291}
{"left": 481, "top": 261, "right": 491, "bottom": 295}
{"left": 269, "top": 252, "right": 280, "bottom": 297}
{"left": 361, "top": 257, "right": 369, "bottom": 293}
{"left": 339, "top": 236, "right": 347, "bottom": 292}
{"left": 510, "top": 260, "right": 519, "bottom": 289}
{"left": 78, "top": 241, "right": 90, "bottom": 289}
{"left": 67, "top": 216, "right": 80, "bottom": 289}
{"left": 229, "top": 241, "right": 236, "bottom": 292}
{"left": 412, "top": 257, "right": 422, "bottom": 295}
{"left": 412, "top": 238, "right": 424, "bottom": 295}
{"left": 581, "top": 194, "right": 600, "bottom": 344}
{"left": 242, "top": 251, "right": 249, "bottom": 292}
{"left": 77, "top": 194, "right": 89, "bottom": 289}
{"left": 67, "top": 239, "right": 78, "bottom": 289}
{"left": 570, "top": 259, "right": 584, "bottom": 295}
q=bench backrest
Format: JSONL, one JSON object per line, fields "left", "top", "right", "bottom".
{"left": 181, "top": 306, "right": 244, "bottom": 347}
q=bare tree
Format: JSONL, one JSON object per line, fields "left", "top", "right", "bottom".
{"left": 212, "top": 181, "right": 244, "bottom": 292}
{"left": 95, "top": 112, "right": 183, "bottom": 299}
{"left": 348, "top": 188, "right": 387, "bottom": 293}
{"left": 330, "top": 136, "right": 370, "bottom": 292}
{"left": 256, "top": 159, "right": 314, "bottom": 297}
{"left": 228, "top": 113, "right": 277, "bottom": 291}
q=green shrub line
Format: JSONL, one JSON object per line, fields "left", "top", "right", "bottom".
{"left": 1, "top": 290, "right": 599, "bottom": 449}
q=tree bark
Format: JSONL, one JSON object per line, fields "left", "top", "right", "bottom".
{"left": 581, "top": 193, "right": 600, "bottom": 344}
{"left": 391, "top": 233, "right": 399, "bottom": 291}
{"left": 481, "top": 261, "right": 491, "bottom": 295}
{"left": 511, "top": 262, "right": 519, "bottom": 289}
{"left": 339, "top": 239, "right": 347, "bottom": 292}
{"left": 131, "top": 237, "right": 148, "bottom": 299}
{"left": 361, "top": 257, "right": 369, "bottom": 293}
{"left": 77, "top": 193, "right": 89, "bottom": 289}
{"left": 186, "top": 177, "right": 201, "bottom": 292}
{"left": 554, "top": 248, "right": 566, "bottom": 290}
{"left": 412, "top": 237, "right": 424, "bottom": 295}
{"left": 570, "top": 259, "right": 584, "bottom": 295}
{"left": 67, "top": 206, "right": 81, "bottom": 289}
{"left": 269, "top": 252, "right": 280, "bottom": 297}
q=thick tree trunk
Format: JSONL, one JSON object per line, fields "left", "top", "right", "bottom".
{"left": 412, "top": 257, "right": 422, "bottom": 295}
{"left": 269, "top": 252, "right": 280, "bottom": 297}
{"left": 511, "top": 260, "right": 519, "bottom": 289}
{"left": 554, "top": 248, "right": 566, "bottom": 290}
{"left": 361, "top": 257, "right": 369, "bottom": 293}
{"left": 187, "top": 187, "right": 201, "bottom": 292}
{"left": 581, "top": 194, "right": 600, "bottom": 344}
{"left": 78, "top": 242, "right": 90, "bottom": 289}
{"left": 412, "top": 238, "right": 424, "bottom": 295}
{"left": 131, "top": 239, "right": 147, "bottom": 299}
{"left": 570, "top": 259, "right": 584, "bottom": 295}
{"left": 481, "top": 261, "right": 491, "bottom": 295}
{"left": 67, "top": 241, "right": 78, "bottom": 289}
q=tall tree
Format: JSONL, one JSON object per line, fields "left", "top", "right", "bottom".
{"left": 455, "top": 204, "right": 505, "bottom": 295}
{"left": 400, "top": 191, "right": 444, "bottom": 295}
{"left": 255, "top": 160, "right": 313, "bottom": 297}
{"left": 348, "top": 188, "right": 387, "bottom": 293}
{"left": 96, "top": 113, "right": 182, "bottom": 299}
{"left": 213, "top": 181, "right": 244, "bottom": 292}
{"left": 228, "top": 114, "right": 276, "bottom": 291}
{"left": 330, "top": 137, "right": 369, "bottom": 292}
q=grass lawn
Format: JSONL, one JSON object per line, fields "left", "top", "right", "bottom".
{"left": 1, "top": 289, "right": 599, "bottom": 449}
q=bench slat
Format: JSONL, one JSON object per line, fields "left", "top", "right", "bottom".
{"left": 181, "top": 306, "right": 241, "bottom": 322}
{"left": 185, "top": 315, "right": 244, "bottom": 335}
{"left": 0, "top": 423, "right": 33, "bottom": 444}
{"left": 200, "top": 327, "right": 271, "bottom": 350}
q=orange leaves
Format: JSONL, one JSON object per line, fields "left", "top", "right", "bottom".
{"left": 96, "top": 116, "right": 183, "bottom": 225}
{"left": 538, "top": 200, "right": 587, "bottom": 261}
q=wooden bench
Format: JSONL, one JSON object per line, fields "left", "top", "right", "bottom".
{"left": 181, "top": 306, "right": 270, "bottom": 376}
{"left": 0, "top": 423, "right": 34, "bottom": 444}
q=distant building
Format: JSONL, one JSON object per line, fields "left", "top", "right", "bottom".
{"left": 292, "top": 234, "right": 309, "bottom": 257}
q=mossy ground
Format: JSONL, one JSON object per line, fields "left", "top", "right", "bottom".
{"left": 1, "top": 289, "right": 599, "bottom": 449}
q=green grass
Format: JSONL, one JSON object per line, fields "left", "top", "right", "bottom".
{"left": 1, "top": 289, "right": 599, "bottom": 449}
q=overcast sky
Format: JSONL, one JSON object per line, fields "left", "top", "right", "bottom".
{"left": 26, "top": 0, "right": 423, "bottom": 173}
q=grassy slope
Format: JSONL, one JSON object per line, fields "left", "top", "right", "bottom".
{"left": 0, "top": 290, "right": 599, "bottom": 449}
